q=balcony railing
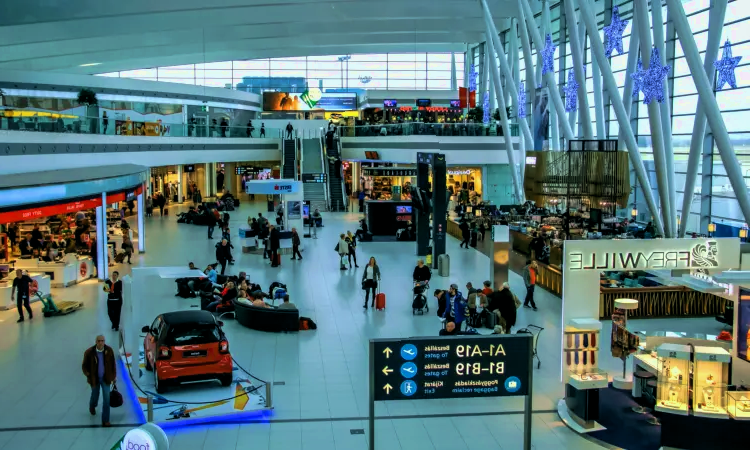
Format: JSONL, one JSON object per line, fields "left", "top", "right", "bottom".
{"left": 336, "top": 122, "right": 520, "bottom": 137}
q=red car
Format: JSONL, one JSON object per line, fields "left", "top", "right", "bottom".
{"left": 142, "top": 310, "right": 232, "bottom": 393}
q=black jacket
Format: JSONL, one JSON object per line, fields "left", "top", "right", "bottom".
{"left": 269, "top": 228, "right": 280, "bottom": 250}
{"left": 216, "top": 242, "right": 232, "bottom": 260}
{"left": 413, "top": 265, "right": 431, "bottom": 282}
{"left": 292, "top": 232, "right": 301, "bottom": 246}
{"left": 493, "top": 289, "right": 517, "bottom": 328}
{"left": 459, "top": 221, "right": 470, "bottom": 238}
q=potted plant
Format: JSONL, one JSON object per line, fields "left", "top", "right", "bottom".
{"left": 77, "top": 88, "right": 99, "bottom": 133}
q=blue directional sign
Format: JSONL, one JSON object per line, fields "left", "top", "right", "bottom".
{"left": 400, "top": 380, "right": 417, "bottom": 397}
{"left": 400, "top": 344, "right": 417, "bottom": 361}
{"left": 505, "top": 376, "right": 522, "bottom": 393}
{"left": 400, "top": 362, "right": 418, "bottom": 379}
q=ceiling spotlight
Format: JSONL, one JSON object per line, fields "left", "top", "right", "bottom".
{"left": 79, "top": 62, "right": 102, "bottom": 67}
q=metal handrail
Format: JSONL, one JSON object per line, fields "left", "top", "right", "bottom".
{"left": 320, "top": 128, "right": 331, "bottom": 211}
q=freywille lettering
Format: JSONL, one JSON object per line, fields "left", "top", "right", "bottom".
{"left": 568, "top": 241, "right": 719, "bottom": 271}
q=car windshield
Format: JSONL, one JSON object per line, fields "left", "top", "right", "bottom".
{"left": 167, "top": 324, "right": 220, "bottom": 345}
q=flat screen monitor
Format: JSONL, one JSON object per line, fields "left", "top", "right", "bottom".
{"left": 383, "top": 99, "right": 398, "bottom": 107}
{"left": 302, "top": 200, "right": 311, "bottom": 219}
{"left": 184, "top": 164, "right": 195, "bottom": 172}
{"left": 450, "top": 100, "right": 461, "bottom": 108}
{"left": 416, "top": 99, "right": 431, "bottom": 107}
{"left": 525, "top": 156, "right": 537, "bottom": 165}
{"left": 396, "top": 205, "right": 412, "bottom": 214}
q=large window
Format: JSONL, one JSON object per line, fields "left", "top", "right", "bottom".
{"left": 96, "top": 53, "right": 464, "bottom": 92}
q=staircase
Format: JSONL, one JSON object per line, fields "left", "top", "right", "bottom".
{"left": 326, "top": 138, "right": 347, "bottom": 212}
{"left": 282, "top": 139, "right": 296, "bottom": 179}
{"left": 302, "top": 138, "right": 327, "bottom": 212}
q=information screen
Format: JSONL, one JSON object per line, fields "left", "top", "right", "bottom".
{"left": 371, "top": 335, "right": 532, "bottom": 401}
{"left": 302, "top": 173, "right": 327, "bottom": 183}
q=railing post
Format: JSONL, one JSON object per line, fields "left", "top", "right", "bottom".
{"left": 147, "top": 395, "right": 154, "bottom": 422}
{"left": 265, "top": 383, "right": 273, "bottom": 409}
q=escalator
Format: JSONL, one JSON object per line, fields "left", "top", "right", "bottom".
{"left": 302, "top": 138, "right": 327, "bottom": 212}
{"left": 326, "top": 137, "right": 347, "bottom": 212}
{"left": 282, "top": 139, "right": 296, "bottom": 179}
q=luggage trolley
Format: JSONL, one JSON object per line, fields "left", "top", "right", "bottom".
{"left": 516, "top": 324, "right": 544, "bottom": 369}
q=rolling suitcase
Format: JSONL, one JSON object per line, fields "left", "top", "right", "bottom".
{"left": 274, "top": 253, "right": 281, "bottom": 266}
{"left": 163, "top": 208, "right": 169, "bottom": 216}
{"left": 114, "top": 251, "right": 126, "bottom": 264}
{"left": 438, "top": 254, "right": 450, "bottom": 277}
{"left": 375, "top": 290, "right": 386, "bottom": 311}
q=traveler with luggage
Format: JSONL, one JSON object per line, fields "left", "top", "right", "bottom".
{"left": 361, "top": 256, "right": 381, "bottom": 309}
{"left": 337, "top": 234, "right": 349, "bottom": 270}
{"left": 442, "top": 284, "right": 467, "bottom": 331}
{"left": 82, "top": 335, "right": 116, "bottom": 427}
{"left": 459, "top": 220, "right": 470, "bottom": 248}
{"left": 207, "top": 209, "right": 216, "bottom": 239}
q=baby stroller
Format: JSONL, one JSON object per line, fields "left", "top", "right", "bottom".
{"left": 412, "top": 281, "right": 430, "bottom": 315}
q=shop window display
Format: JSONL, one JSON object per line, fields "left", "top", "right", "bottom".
{"left": 727, "top": 390, "right": 750, "bottom": 419}
{"left": 655, "top": 344, "right": 691, "bottom": 415}
{"left": 692, "top": 346, "right": 731, "bottom": 418}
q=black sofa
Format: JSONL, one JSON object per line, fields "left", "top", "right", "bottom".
{"left": 233, "top": 299, "right": 299, "bottom": 332}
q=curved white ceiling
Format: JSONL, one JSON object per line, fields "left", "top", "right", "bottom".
{"left": 0, "top": 0, "right": 516, "bottom": 74}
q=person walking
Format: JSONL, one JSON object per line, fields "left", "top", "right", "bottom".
{"left": 497, "top": 282, "right": 519, "bottom": 333}
{"left": 260, "top": 123, "right": 266, "bottom": 138}
{"left": 246, "top": 119, "right": 254, "bottom": 137}
{"left": 311, "top": 209, "right": 321, "bottom": 238}
{"left": 285, "top": 122, "right": 294, "bottom": 139}
{"left": 102, "top": 111, "right": 109, "bottom": 134}
{"left": 121, "top": 236, "right": 134, "bottom": 264}
{"left": 207, "top": 208, "right": 216, "bottom": 239}
{"left": 269, "top": 224, "right": 281, "bottom": 267}
{"left": 146, "top": 196, "right": 153, "bottom": 217}
{"left": 216, "top": 239, "right": 232, "bottom": 275}
{"left": 345, "top": 231, "right": 359, "bottom": 268}
{"left": 82, "top": 335, "right": 116, "bottom": 427}
{"left": 358, "top": 190, "right": 366, "bottom": 213}
{"left": 291, "top": 227, "right": 302, "bottom": 260}
{"left": 10, "top": 269, "right": 33, "bottom": 323}
{"left": 361, "top": 256, "right": 381, "bottom": 309}
{"left": 442, "top": 284, "right": 468, "bottom": 331}
{"left": 337, "top": 233, "right": 349, "bottom": 270}
{"left": 459, "top": 220, "right": 470, "bottom": 248}
{"left": 105, "top": 271, "right": 123, "bottom": 330}
{"left": 522, "top": 260, "right": 538, "bottom": 310}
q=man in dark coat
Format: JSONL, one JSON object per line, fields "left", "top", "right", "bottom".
{"left": 269, "top": 224, "right": 281, "bottom": 267}
{"left": 82, "top": 335, "right": 116, "bottom": 427}
{"left": 291, "top": 227, "right": 302, "bottom": 260}
{"left": 215, "top": 239, "right": 232, "bottom": 275}
{"left": 487, "top": 282, "right": 518, "bottom": 334}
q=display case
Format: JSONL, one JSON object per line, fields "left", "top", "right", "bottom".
{"left": 564, "top": 318, "right": 603, "bottom": 389}
{"left": 727, "top": 391, "right": 750, "bottom": 420}
{"left": 692, "top": 346, "right": 730, "bottom": 418}
{"left": 655, "top": 343, "right": 691, "bottom": 415}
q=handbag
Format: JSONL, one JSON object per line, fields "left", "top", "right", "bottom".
{"left": 513, "top": 294, "right": 522, "bottom": 309}
{"left": 334, "top": 243, "right": 339, "bottom": 252}
{"left": 110, "top": 382, "right": 124, "bottom": 408}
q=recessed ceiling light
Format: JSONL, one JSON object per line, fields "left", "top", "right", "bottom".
{"left": 79, "top": 62, "right": 101, "bottom": 67}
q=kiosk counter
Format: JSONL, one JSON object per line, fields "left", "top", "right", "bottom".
{"left": 14, "top": 253, "right": 94, "bottom": 288}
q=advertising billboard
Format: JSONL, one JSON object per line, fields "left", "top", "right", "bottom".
{"left": 262, "top": 89, "right": 357, "bottom": 111}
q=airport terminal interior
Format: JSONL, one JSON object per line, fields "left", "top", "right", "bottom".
{"left": 1, "top": 1, "right": 750, "bottom": 449}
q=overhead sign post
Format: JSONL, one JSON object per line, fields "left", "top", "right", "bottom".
{"left": 368, "top": 335, "right": 534, "bottom": 450}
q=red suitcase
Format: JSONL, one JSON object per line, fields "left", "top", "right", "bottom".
{"left": 375, "top": 292, "right": 386, "bottom": 310}
{"left": 274, "top": 254, "right": 281, "bottom": 266}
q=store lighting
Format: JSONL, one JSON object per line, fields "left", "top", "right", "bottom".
{"left": 740, "top": 228, "right": 748, "bottom": 238}
{"left": 708, "top": 223, "right": 716, "bottom": 233}
{"left": 563, "top": 70, "right": 579, "bottom": 112}
{"left": 79, "top": 62, "right": 101, "bottom": 67}
{"left": 517, "top": 82, "right": 527, "bottom": 119}
{"left": 631, "top": 208, "right": 638, "bottom": 217}
{"left": 631, "top": 58, "right": 644, "bottom": 100}
{"left": 631, "top": 47, "right": 670, "bottom": 104}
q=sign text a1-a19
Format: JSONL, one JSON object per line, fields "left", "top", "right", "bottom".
{"left": 371, "top": 335, "right": 532, "bottom": 402}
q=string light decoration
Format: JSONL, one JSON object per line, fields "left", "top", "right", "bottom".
{"left": 631, "top": 47, "right": 670, "bottom": 104}
{"left": 541, "top": 33, "right": 557, "bottom": 75}
{"left": 518, "top": 82, "right": 527, "bottom": 119}
{"left": 482, "top": 92, "right": 491, "bottom": 124}
{"left": 714, "top": 39, "right": 742, "bottom": 90}
{"left": 631, "top": 58, "right": 644, "bottom": 99}
{"left": 468, "top": 64, "right": 478, "bottom": 91}
{"left": 563, "top": 70, "right": 579, "bottom": 112}
{"left": 603, "top": 6, "right": 628, "bottom": 58}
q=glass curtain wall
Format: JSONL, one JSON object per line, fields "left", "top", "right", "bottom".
{"left": 477, "top": 0, "right": 747, "bottom": 233}
{"left": 96, "top": 53, "right": 465, "bottom": 92}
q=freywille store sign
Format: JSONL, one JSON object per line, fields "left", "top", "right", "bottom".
{"left": 567, "top": 240, "right": 722, "bottom": 271}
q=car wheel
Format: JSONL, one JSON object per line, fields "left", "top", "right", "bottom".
{"left": 154, "top": 369, "right": 166, "bottom": 393}
{"left": 220, "top": 374, "right": 233, "bottom": 387}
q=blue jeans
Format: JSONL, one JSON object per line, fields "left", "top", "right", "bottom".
{"left": 90, "top": 379, "right": 111, "bottom": 423}
{"left": 206, "top": 300, "right": 220, "bottom": 312}
{"left": 208, "top": 225, "right": 214, "bottom": 238}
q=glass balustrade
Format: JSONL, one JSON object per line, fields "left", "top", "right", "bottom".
{"left": 337, "top": 122, "right": 520, "bottom": 138}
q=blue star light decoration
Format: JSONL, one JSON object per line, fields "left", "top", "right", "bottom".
{"left": 603, "top": 6, "right": 628, "bottom": 58}
{"left": 631, "top": 47, "right": 670, "bottom": 104}
{"left": 563, "top": 70, "right": 579, "bottom": 112}
{"left": 714, "top": 39, "right": 742, "bottom": 90}
{"left": 468, "top": 64, "right": 478, "bottom": 91}
{"left": 631, "top": 58, "right": 644, "bottom": 99}
{"left": 541, "top": 33, "right": 557, "bottom": 75}
{"left": 482, "top": 92, "right": 491, "bottom": 124}
{"left": 518, "top": 82, "right": 527, "bottom": 119}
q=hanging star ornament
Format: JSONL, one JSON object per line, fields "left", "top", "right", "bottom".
{"left": 541, "top": 33, "right": 557, "bottom": 75}
{"left": 603, "top": 6, "right": 628, "bottom": 58}
{"left": 714, "top": 39, "right": 742, "bottom": 90}
{"left": 518, "top": 82, "right": 527, "bottom": 119}
{"left": 632, "top": 47, "right": 670, "bottom": 104}
{"left": 631, "top": 58, "right": 644, "bottom": 99}
{"left": 563, "top": 70, "right": 579, "bottom": 112}
{"left": 468, "top": 63, "right": 478, "bottom": 91}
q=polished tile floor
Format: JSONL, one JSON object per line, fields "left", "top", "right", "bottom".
{"left": 0, "top": 200, "right": 723, "bottom": 449}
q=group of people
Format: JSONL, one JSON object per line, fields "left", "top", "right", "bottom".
{"left": 245, "top": 120, "right": 266, "bottom": 138}
{"left": 433, "top": 280, "right": 520, "bottom": 335}
{"left": 336, "top": 231, "right": 360, "bottom": 270}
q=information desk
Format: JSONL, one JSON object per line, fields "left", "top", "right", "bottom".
{"left": 0, "top": 272, "right": 51, "bottom": 310}
{"left": 364, "top": 200, "right": 414, "bottom": 236}
{"left": 14, "top": 254, "right": 94, "bottom": 287}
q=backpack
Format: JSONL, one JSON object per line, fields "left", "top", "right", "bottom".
{"left": 299, "top": 317, "right": 317, "bottom": 330}
{"left": 269, "top": 282, "right": 287, "bottom": 293}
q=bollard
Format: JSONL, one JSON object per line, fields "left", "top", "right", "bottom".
{"left": 265, "top": 383, "right": 273, "bottom": 409}
{"left": 147, "top": 395, "right": 154, "bottom": 422}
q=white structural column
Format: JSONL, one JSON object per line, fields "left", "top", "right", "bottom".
{"left": 586, "top": 1, "right": 606, "bottom": 139}
{"left": 665, "top": 0, "right": 750, "bottom": 229}
{"left": 480, "top": 0, "right": 535, "bottom": 146}
{"left": 137, "top": 184, "right": 145, "bottom": 253}
{"left": 679, "top": 0, "right": 727, "bottom": 236}
{"left": 563, "top": 0, "right": 594, "bottom": 139}
{"left": 482, "top": 44, "right": 490, "bottom": 104}
{"left": 518, "top": 0, "right": 575, "bottom": 144}
{"left": 204, "top": 163, "right": 211, "bottom": 197}
{"left": 485, "top": 28, "right": 523, "bottom": 202}
{"left": 517, "top": 1, "right": 536, "bottom": 149}
{"left": 451, "top": 52, "right": 457, "bottom": 91}
{"left": 96, "top": 192, "right": 108, "bottom": 281}
{"left": 577, "top": 0, "right": 665, "bottom": 235}
{"left": 633, "top": 0, "right": 672, "bottom": 237}
{"left": 618, "top": 12, "right": 640, "bottom": 150}
{"left": 542, "top": 1, "right": 560, "bottom": 150}
{"left": 651, "top": 0, "right": 677, "bottom": 236}
{"left": 177, "top": 164, "right": 183, "bottom": 204}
